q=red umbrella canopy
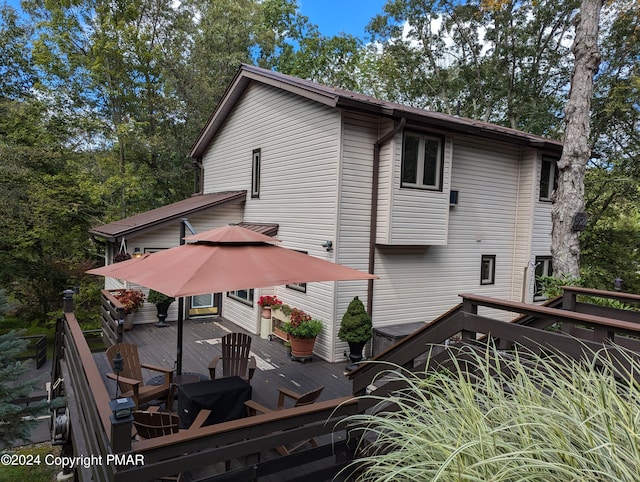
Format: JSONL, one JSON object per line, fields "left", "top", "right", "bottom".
{"left": 87, "top": 225, "right": 377, "bottom": 297}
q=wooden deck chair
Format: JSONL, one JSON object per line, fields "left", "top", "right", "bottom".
{"left": 208, "top": 333, "right": 256, "bottom": 383}
{"left": 133, "top": 408, "right": 211, "bottom": 481}
{"left": 106, "top": 343, "right": 174, "bottom": 409}
{"left": 245, "top": 386, "right": 325, "bottom": 455}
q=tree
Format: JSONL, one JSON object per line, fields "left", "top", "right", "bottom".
{"left": 551, "top": 0, "right": 603, "bottom": 278}
{"left": 0, "top": 331, "right": 48, "bottom": 446}
{"left": 364, "top": 0, "right": 577, "bottom": 135}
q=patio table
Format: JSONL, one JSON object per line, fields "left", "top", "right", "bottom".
{"left": 178, "top": 376, "right": 252, "bottom": 428}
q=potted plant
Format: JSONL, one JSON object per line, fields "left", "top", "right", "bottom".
{"left": 338, "top": 296, "right": 372, "bottom": 368}
{"left": 257, "top": 295, "right": 282, "bottom": 320}
{"left": 282, "top": 308, "right": 323, "bottom": 360}
{"left": 271, "top": 303, "right": 292, "bottom": 341}
{"left": 113, "top": 289, "right": 145, "bottom": 331}
{"left": 148, "top": 289, "right": 175, "bottom": 327}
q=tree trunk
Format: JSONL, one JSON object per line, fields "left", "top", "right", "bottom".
{"left": 551, "top": 0, "right": 602, "bottom": 278}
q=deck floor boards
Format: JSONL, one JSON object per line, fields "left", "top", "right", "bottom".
{"left": 95, "top": 316, "right": 354, "bottom": 412}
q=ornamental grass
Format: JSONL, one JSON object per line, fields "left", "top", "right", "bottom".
{"left": 343, "top": 342, "right": 640, "bottom": 482}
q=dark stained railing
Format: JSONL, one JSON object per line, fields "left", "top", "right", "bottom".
{"left": 350, "top": 288, "right": 640, "bottom": 399}
{"left": 17, "top": 334, "right": 47, "bottom": 368}
{"left": 100, "top": 289, "right": 125, "bottom": 346}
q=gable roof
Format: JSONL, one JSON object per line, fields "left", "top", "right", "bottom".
{"left": 189, "top": 64, "right": 563, "bottom": 158}
{"left": 90, "top": 191, "right": 247, "bottom": 241}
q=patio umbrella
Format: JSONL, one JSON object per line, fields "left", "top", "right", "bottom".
{"left": 87, "top": 225, "right": 377, "bottom": 373}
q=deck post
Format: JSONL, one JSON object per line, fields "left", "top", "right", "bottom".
{"left": 110, "top": 414, "right": 133, "bottom": 453}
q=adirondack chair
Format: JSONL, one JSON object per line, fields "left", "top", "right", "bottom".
{"left": 106, "top": 343, "right": 174, "bottom": 409}
{"left": 133, "top": 407, "right": 211, "bottom": 439}
{"left": 245, "top": 386, "right": 325, "bottom": 455}
{"left": 133, "top": 407, "right": 211, "bottom": 481}
{"left": 208, "top": 333, "right": 256, "bottom": 383}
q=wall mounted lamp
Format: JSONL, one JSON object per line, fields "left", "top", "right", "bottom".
{"left": 133, "top": 247, "right": 143, "bottom": 258}
{"left": 321, "top": 240, "right": 333, "bottom": 252}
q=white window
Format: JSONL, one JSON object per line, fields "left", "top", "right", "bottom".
{"left": 252, "top": 149, "right": 261, "bottom": 198}
{"left": 227, "top": 289, "right": 254, "bottom": 305}
{"left": 539, "top": 157, "right": 558, "bottom": 201}
{"left": 481, "top": 255, "right": 496, "bottom": 285}
{"left": 534, "top": 256, "right": 553, "bottom": 301}
{"left": 402, "top": 131, "right": 443, "bottom": 190}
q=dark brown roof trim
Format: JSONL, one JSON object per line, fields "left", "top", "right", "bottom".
{"left": 90, "top": 191, "right": 247, "bottom": 241}
{"left": 189, "top": 64, "right": 563, "bottom": 158}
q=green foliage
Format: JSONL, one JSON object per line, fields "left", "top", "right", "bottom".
{"left": 281, "top": 309, "right": 323, "bottom": 339}
{"left": 344, "top": 342, "right": 640, "bottom": 481}
{"left": 338, "top": 296, "right": 372, "bottom": 344}
{"left": 147, "top": 289, "right": 175, "bottom": 305}
{"left": 0, "top": 290, "right": 7, "bottom": 321}
{"left": 0, "top": 444, "right": 61, "bottom": 482}
{"left": 0, "top": 331, "right": 48, "bottom": 446}
{"left": 537, "top": 274, "right": 582, "bottom": 299}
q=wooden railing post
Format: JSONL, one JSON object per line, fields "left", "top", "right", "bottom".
{"left": 110, "top": 414, "right": 133, "bottom": 453}
{"left": 562, "top": 288, "right": 577, "bottom": 312}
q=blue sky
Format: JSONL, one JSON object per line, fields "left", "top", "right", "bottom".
{"left": 4, "top": 0, "right": 388, "bottom": 39}
{"left": 299, "top": 0, "right": 387, "bottom": 38}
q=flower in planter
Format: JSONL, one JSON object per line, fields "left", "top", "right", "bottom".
{"left": 282, "top": 308, "right": 323, "bottom": 339}
{"left": 114, "top": 289, "right": 145, "bottom": 314}
{"left": 258, "top": 295, "right": 282, "bottom": 308}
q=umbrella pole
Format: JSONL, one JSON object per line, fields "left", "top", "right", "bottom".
{"left": 176, "top": 297, "right": 184, "bottom": 376}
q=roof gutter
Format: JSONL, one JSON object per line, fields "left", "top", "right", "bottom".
{"left": 367, "top": 117, "right": 406, "bottom": 315}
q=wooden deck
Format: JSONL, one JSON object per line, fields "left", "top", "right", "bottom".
{"left": 94, "top": 316, "right": 353, "bottom": 417}
{"left": 57, "top": 286, "right": 640, "bottom": 482}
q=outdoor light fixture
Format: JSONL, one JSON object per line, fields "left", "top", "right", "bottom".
{"left": 321, "top": 240, "right": 333, "bottom": 252}
{"left": 109, "top": 397, "right": 135, "bottom": 420}
{"left": 133, "top": 247, "right": 143, "bottom": 258}
{"left": 614, "top": 277, "right": 623, "bottom": 291}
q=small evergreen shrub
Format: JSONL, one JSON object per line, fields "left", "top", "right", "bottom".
{"left": 338, "top": 296, "right": 372, "bottom": 344}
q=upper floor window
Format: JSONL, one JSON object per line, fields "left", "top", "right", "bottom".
{"left": 401, "top": 131, "right": 443, "bottom": 190}
{"left": 252, "top": 149, "right": 261, "bottom": 198}
{"left": 539, "top": 157, "right": 558, "bottom": 201}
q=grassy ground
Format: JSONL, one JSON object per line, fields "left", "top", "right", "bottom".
{"left": 0, "top": 443, "right": 61, "bottom": 482}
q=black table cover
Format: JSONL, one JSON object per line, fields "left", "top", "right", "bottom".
{"left": 178, "top": 376, "right": 252, "bottom": 428}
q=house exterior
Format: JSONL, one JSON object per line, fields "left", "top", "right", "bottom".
{"left": 90, "top": 64, "right": 562, "bottom": 363}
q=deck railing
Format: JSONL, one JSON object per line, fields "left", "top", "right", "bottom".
{"left": 100, "top": 289, "right": 125, "bottom": 346}
{"left": 350, "top": 287, "right": 640, "bottom": 400}
{"left": 17, "top": 334, "right": 47, "bottom": 368}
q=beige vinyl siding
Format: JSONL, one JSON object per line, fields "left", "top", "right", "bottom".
{"left": 377, "top": 132, "right": 452, "bottom": 245}
{"left": 110, "top": 205, "right": 244, "bottom": 327}
{"left": 333, "top": 112, "right": 381, "bottom": 361}
{"left": 201, "top": 82, "right": 343, "bottom": 357}
{"left": 512, "top": 150, "right": 540, "bottom": 302}
{"left": 371, "top": 136, "right": 522, "bottom": 327}
{"left": 532, "top": 154, "right": 554, "bottom": 257}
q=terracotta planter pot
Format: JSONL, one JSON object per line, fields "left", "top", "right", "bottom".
{"left": 290, "top": 336, "right": 316, "bottom": 358}
{"left": 261, "top": 306, "right": 272, "bottom": 319}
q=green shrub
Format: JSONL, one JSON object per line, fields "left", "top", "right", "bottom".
{"left": 338, "top": 296, "right": 372, "bottom": 344}
{"left": 147, "top": 289, "right": 175, "bottom": 305}
{"left": 343, "top": 342, "right": 640, "bottom": 481}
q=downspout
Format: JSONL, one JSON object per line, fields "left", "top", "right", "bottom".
{"left": 367, "top": 117, "right": 406, "bottom": 315}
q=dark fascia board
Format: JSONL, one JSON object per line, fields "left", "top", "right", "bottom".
{"left": 89, "top": 191, "right": 247, "bottom": 242}
{"left": 189, "top": 64, "right": 563, "bottom": 158}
